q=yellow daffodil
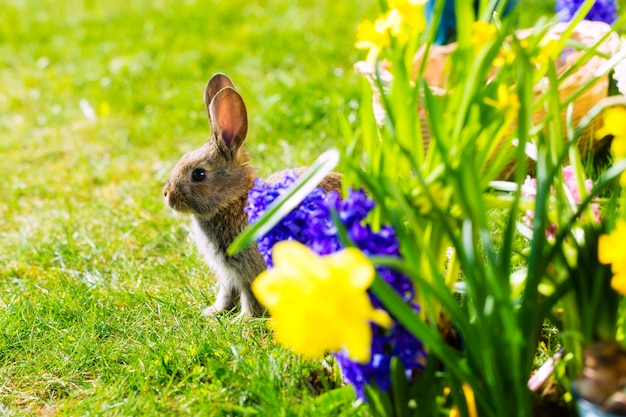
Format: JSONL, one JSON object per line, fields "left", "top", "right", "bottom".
{"left": 356, "top": 10, "right": 403, "bottom": 60}
{"left": 471, "top": 21, "right": 497, "bottom": 48}
{"left": 484, "top": 84, "right": 520, "bottom": 119}
{"left": 596, "top": 107, "right": 626, "bottom": 187}
{"left": 493, "top": 46, "right": 516, "bottom": 68}
{"left": 388, "top": 0, "right": 427, "bottom": 33}
{"left": 356, "top": 13, "right": 398, "bottom": 64}
{"left": 597, "top": 107, "right": 626, "bottom": 157}
{"left": 356, "top": 1, "right": 426, "bottom": 63}
{"left": 356, "top": 19, "right": 388, "bottom": 51}
{"left": 599, "top": 220, "right": 626, "bottom": 294}
{"left": 531, "top": 39, "right": 560, "bottom": 67}
{"left": 385, "top": 8, "right": 404, "bottom": 37}
{"left": 252, "top": 241, "right": 392, "bottom": 363}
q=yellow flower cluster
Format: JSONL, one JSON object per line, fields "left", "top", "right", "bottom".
{"left": 484, "top": 83, "right": 520, "bottom": 120}
{"left": 356, "top": 0, "right": 427, "bottom": 64}
{"left": 530, "top": 39, "right": 560, "bottom": 67}
{"left": 490, "top": 30, "right": 560, "bottom": 76}
{"left": 599, "top": 220, "right": 626, "bottom": 294}
{"left": 471, "top": 21, "right": 497, "bottom": 47}
{"left": 252, "top": 241, "right": 392, "bottom": 363}
{"left": 597, "top": 107, "right": 626, "bottom": 186}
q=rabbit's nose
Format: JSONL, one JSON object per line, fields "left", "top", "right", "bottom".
{"left": 162, "top": 184, "right": 169, "bottom": 198}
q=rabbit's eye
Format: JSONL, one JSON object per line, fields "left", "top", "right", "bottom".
{"left": 192, "top": 168, "right": 207, "bottom": 182}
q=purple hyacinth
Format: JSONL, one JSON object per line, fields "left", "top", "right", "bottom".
{"left": 246, "top": 171, "right": 342, "bottom": 265}
{"left": 556, "top": 0, "right": 617, "bottom": 24}
{"left": 335, "top": 303, "right": 426, "bottom": 400}
{"left": 246, "top": 170, "right": 426, "bottom": 401}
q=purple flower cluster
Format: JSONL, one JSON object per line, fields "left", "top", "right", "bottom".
{"left": 335, "top": 310, "right": 427, "bottom": 399}
{"left": 246, "top": 172, "right": 342, "bottom": 266}
{"left": 246, "top": 170, "right": 426, "bottom": 400}
{"left": 556, "top": 0, "right": 617, "bottom": 24}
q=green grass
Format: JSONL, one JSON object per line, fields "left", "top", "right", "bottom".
{"left": 0, "top": 0, "right": 621, "bottom": 415}
{"left": 0, "top": 0, "right": 371, "bottom": 415}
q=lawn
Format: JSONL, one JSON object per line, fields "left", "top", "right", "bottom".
{"left": 0, "top": 0, "right": 618, "bottom": 415}
{"left": 0, "top": 1, "right": 373, "bottom": 415}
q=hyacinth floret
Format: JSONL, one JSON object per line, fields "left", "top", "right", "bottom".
{"left": 246, "top": 170, "right": 426, "bottom": 400}
{"left": 556, "top": 0, "right": 617, "bottom": 24}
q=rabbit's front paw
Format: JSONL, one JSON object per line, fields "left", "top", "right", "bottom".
{"left": 202, "top": 285, "right": 236, "bottom": 316}
{"left": 201, "top": 304, "right": 222, "bottom": 316}
{"left": 201, "top": 300, "right": 234, "bottom": 316}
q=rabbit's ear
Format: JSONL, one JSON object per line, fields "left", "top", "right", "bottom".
{"left": 204, "top": 73, "right": 234, "bottom": 117}
{"left": 209, "top": 87, "right": 248, "bottom": 153}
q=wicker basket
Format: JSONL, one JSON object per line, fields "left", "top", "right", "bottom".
{"left": 356, "top": 20, "right": 619, "bottom": 175}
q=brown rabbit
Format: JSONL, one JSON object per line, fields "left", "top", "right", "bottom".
{"left": 163, "top": 73, "right": 341, "bottom": 318}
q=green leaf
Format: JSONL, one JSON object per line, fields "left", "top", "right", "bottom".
{"left": 365, "top": 383, "right": 395, "bottom": 417}
{"left": 368, "top": 275, "right": 495, "bottom": 415}
{"left": 314, "top": 385, "right": 357, "bottom": 410}
{"left": 390, "top": 357, "right": 410, "bottom": 417}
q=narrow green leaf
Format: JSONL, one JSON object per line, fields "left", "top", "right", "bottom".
{"left": 390, "top": 357, "right": 410, "bottom": 417}
{"left": 368, "top": 276, "right": 496, "bottom": 416}
{"left": 364, "top": 383, "right": 395, "bottom": 417}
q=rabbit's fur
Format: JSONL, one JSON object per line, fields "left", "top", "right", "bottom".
{"left": 163, "top": 73, "right": 341, "bottom": 318}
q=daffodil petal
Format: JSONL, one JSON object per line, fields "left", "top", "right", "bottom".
{"left": 327, "top": 248, "right": 374, "bottom": 289}
{"left": 342, "top": 321, "right": 374, "bottom": 363}
{"left": 611, "top": 272, "right": 626, "bottom": 295}
{"left": 370, "top": 308, "right": 393, "bottom": 328}
{"left": 599, "top": 220, "right": 626, "bottom": 265}
{"left": 272, "top": 240, "right": 319, "bottom": 267}
{"left": 251, "top": 242, "right": 386, "bottom": 363}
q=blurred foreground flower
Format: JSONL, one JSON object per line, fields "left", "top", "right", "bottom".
{"left": 597, "top": 106, "right": 626, "bottom": 185}
{"left": 556, "top": 0, "right": 617, "bottom": 24}
{"left": 390, "top": 0, "right": 427, "bottom": 29}
{"left": 356, "top": 0, "right": 427, "bottom": 64}
{"left": 247, "top": 171, "right": 427, "bottom": 400}
{"left": 356, "top": 17, "right": 393, "bottom": 64}
{"left": 483, "top": 83, "right": 520, "bottom": 119}
{"left": 598, "top": 220, "right": 626, "bottom": 294}
{"left": 596, "top": 107, "right": 626, "bottom": 150}
{"left": 252, "top": 241, "right": 391, "bottom": 363}
{"left": 471, "top": 21, "right": 497, "bottom": 48}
